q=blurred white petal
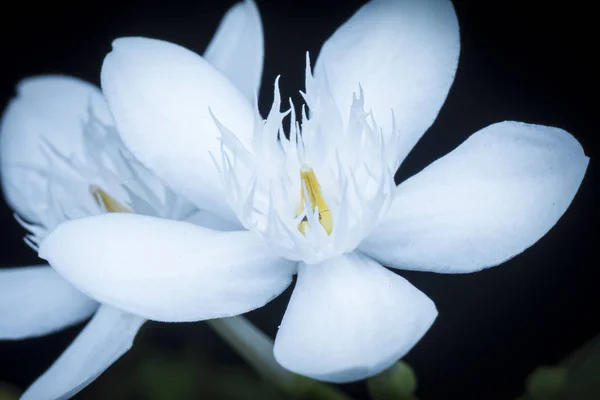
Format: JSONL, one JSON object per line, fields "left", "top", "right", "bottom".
{"left": 0, "top": 76, "right": 110, "bottom": 222}
{"left": 204, "top": 0, "right": 264, "bottom": 101}
{"left": 21, "top": 305, "right": 144, "bottom": 400}
{"left": 0, "top": 265, "right": 98, "bottom": 340}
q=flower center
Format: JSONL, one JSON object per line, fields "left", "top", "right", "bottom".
{"left": 296, "top": 166, "right": 333, "bottom": 235}
{"left": 90, "top": 185, "right": 132, "bottom": 213}
{"left": 213, "top": 71, "right": 399, "bottom": 264}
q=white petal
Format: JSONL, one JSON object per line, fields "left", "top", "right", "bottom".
{"left": 204, "top": 0, "right": 264, "bottom": 101}
{"left": 360, "top": 122, "right": 589, "bottom": 273}
{"left": 0, "top": 76, "right": 110, "bottom": 222}
{"left": 101, "top": 37, "right": 255, "bottom": 222}
{"left": 39, "top": 213, "right": 296, "bottom": 322}
{"left": 0, "top": 265, "right": 98, "bottom": 340}
{"left": 314, "top": 0, "right": 460, "bottom": 165}
{"left": 273, "top": 252, "right": 437, "bottom": 383}
{"left": 21, "top": 305, "right": 145, "bottom": 400}
{"left": 185, "top": 209, "right": 244, "bottom": 231}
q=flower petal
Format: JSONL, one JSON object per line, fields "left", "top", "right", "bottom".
{"left": 0, "top": 75, "right": 110, "bottom": 223}
{"left": 185, "top": 209, "right": 244, "bottom": 231}
{"left": 313, "top": 0, "right": 460, "bottom": 165}
{"left": 101, "top": 37, "right": 255, "bottom": 222}
{"left": 204, "top": 0, "right": 264, "bottom": 101}
{"left": 360, "top": 122, "right": 589, "bottom": 273}
{"left": 273, "top": 252, "right": 437, "bottom": 383}
{"left": 39, "top": 213, "right": 296, "bottom": 322}
{"left": 21, "top": 305, "right": 145, "bottom": 400}
{"left": 0, "top": 265, "right": 98, "bottom": 340}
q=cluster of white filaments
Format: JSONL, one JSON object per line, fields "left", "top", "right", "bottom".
{"left": 15, "top": 106, "right": 194, "bottom": 250}
{"left": 216, "top": 56, "right": 400, "bottom": 264}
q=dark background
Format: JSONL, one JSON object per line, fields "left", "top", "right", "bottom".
{"left": 0, "top": 0, "right": 597, "bottom": 399}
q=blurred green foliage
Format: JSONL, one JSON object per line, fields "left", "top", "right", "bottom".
{"left": 91, "top": 338, "right": 287, "bottom": 400}
{"left": 11, "top": 319, "right": 596, "bottom": 399}
{"left": 0, "top": 382, "right": 20, "bottom": 400}
{"left": 520, "top": 334, "right": 600, "bottom": 400}
{"left": 523, "top": 366, "right": 567, "bottom": 400}
{"left": 367, "top": 361, "right": 417, "bottom": 400}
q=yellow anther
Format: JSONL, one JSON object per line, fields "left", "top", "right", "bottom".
{"left": 296, "top": 167, "right": 333, "bottom": 235}
{"left": 90, "top": 185, "right": 132, "bottom": 213}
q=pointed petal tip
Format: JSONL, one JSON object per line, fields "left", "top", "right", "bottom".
{"left": 106, "top": 36, "right": 196, "bottom": 61}
{"left": 488, "top": 121, "right": 590, "bottom": 180}
{"left": 110, "top": 35, "right": 143, "bottom": 48}
{"left": 241, "top": 0, "right": 259, "bottom": 12}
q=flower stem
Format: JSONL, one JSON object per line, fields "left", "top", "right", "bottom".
{"left": 207, "top": 316, "right": 353, "bottom": 400}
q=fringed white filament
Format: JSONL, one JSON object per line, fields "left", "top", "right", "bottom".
{"left": 14, "top": 106, "right": 194, "bottom": 249}
{"left": 215, "top": 55, "right": 398, "bottom": 264}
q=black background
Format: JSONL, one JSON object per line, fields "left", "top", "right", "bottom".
{"left": 0, "top": 0, "right": 598, "bottom": 399}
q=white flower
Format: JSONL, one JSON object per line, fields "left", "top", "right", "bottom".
{"left": 0, "top": 2, "right": 269, "bottom": 398}
{"left": 39, "top": 0, "right": 589, "bottom": 384}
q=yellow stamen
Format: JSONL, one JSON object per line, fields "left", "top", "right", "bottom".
{"left": 296, "top": 167, "right": 333, "bottom": 235}
{"left": 90, "top": 185, "right": 132, "bottom": 213}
